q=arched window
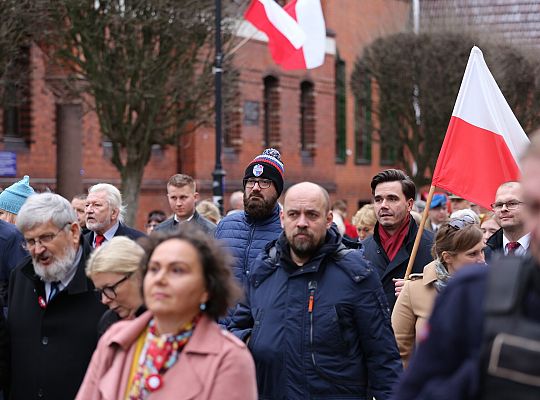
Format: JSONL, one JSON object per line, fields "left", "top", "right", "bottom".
{"left": 300, "top": 80, "right": 316, "bottom": 156}
{"left": 263, "top": 75, "right": 280, "bottom": 149}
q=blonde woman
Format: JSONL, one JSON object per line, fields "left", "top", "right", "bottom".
{"left": 86, "top": 236, "right": 146, "bottom": 336}
{"left": 352, "top": 204, "right": 377, "bottom": 241}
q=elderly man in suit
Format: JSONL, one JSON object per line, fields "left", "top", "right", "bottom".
{"left": 84, "top": 183, "right": 145, "bottom": 248}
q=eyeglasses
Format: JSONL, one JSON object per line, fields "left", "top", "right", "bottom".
{"left": 491, "top": 201, "right": 524, "bottom": 211}
{"left": 23, "top": 223, "right": 70, "bottom": 250}
{"left": 244, "top": 178, "right": 272, "bottom": 189}
{"left": 448, "top": 215, "right": 476, "bottom": 230}
{"left": 94, "top": 273, "right": 132, "bottom": 300}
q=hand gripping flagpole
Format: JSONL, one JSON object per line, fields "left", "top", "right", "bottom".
{"left": 404, "top": 185, "right": 435, "bottom": 279}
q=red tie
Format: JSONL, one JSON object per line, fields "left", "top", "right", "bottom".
{"left": 94, "top": 234, "right": 106, "bottom": 248}
{"left": 506, "top": 242, "right": 520, "bottom": 255}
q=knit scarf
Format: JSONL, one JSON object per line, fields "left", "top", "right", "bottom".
{"left": 378, "top": 214, "right": 411, "bottom": 261}
{"left": 433, "top": 259, "right": 451, "bottom": 293}
{"left": 127, "top": 315, "right": 200, "bottom": 399}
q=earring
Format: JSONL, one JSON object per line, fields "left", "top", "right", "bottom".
{"left": 199, "top": 303, "right": 207, "bottom": 311}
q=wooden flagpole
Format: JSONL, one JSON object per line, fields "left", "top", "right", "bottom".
{"left": 404, "top": 185, "right": 436, "bottom": 279}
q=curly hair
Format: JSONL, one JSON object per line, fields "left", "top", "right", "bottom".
{"left": 138, "top": 224, "right": 241, "bottom": 320}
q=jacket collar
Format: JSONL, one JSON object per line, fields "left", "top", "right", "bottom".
{"left": 486, "top": 228, "right": 504, "bottom": 251}
{"left": 422, "top": 260, "right": 438, "bottom": 286}
{"left": 109, "top": 311, "right": 221, "bottom": 355}
{"left": 251, "top": 225, "right": 342, "bottom": 285}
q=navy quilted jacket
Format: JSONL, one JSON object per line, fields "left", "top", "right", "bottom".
{"left": 214, "top": 205, "right": 282, "bottom": 289}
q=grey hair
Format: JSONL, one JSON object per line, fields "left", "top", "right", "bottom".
{"left": 88, "top": 183, "right": 126, "bottom": 223}
{"left": 16, "top": 193, "right": 77, "bottom": 232}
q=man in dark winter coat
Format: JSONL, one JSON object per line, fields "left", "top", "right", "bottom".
{"left": 8, "top": 193, "right": 107, "bottom": 400}
{"left": 362, "top": 169, "right": 434, "bottom": 310}
{"left": 393, "top": 134, "right": 540, "bottom": 400}
{"left": 215, "top": 148, "right": 284, "bottom": 289}
{"left": 229, "top": 182, "right": 402, "bottom": 400}
{"left": 484, "top": 181, "right": 529, "bottom": 261}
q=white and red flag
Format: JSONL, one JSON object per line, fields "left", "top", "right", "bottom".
{"left": 432, "top": 46, "right": 530, "bottom": 209}
{"left": 245, "top": 0, "right": 326, "bottom": 70}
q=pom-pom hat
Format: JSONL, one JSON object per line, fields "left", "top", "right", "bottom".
{"left": 243, "top": 148, "right": 285, "bottom": 196}
{"left": 0, "top": 175, "right": 35, "bottom": 215}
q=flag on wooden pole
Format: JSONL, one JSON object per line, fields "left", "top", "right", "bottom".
{"left": 432, "top": 46, "right": 530, "bottom": 209}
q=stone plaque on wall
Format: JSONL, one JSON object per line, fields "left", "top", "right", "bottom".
{"left": 243, "top": 101, "right": 259, "bottom": 126}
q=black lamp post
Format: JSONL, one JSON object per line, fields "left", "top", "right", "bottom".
{"left": 212, "top": 0, "right": 226, "bottom": 215}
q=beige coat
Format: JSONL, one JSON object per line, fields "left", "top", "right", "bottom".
{"left": 391, "top": 261, "right": 438, "bottom": 368}
{"left": 76, "top": 311, "right": 257, "bottom": 400}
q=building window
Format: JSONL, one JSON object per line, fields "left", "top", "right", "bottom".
{"left": 2, "top": 47, "right": 31, "bottom": 149}
{"left": 335, "top": 54, "right": 346, "bottom": 163}
{"left": 300, "top": 80, "right": 316, "bottom": 157}
{"left": 380, "top": 118, "right": 398, "bottom": 165}
{"left": 263, "top": 75, "right": 280, "bottom": 149}
{"left": 224, "top": 94, "right": 242, "bottom": 151}
{"left": 354, "top": 77, "right": 372, "bottom": 164}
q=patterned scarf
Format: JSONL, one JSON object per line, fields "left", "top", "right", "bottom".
{"left": 433, "top": 259, "right": 451, "bottom": 293}
{"left": 127, "top": 316, "right": 200, "bottom": 399}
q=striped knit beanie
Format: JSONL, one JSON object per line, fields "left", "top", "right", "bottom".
{"left": 243, "top": 148, "right": 285, "bottom": 196}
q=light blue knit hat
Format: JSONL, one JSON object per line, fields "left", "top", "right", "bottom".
{"left": 0, "top": 175, "right": 35, "bottom": 215}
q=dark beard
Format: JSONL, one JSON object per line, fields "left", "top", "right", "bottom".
{"left": 244, "top": 193, "right": 277, "bottom": 220}
{"left": 288, "top": 231, "right": 324, "bottom": 260}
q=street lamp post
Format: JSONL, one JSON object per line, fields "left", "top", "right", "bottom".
{"left": 212, "top": 0, "right": 225, "bottom": 215}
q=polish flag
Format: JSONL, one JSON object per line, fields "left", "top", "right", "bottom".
{"left": 245, "top": 0, "right": 306, "bottom": 66}
{"left": 432, "top": 46, "right": 530, "bottom": 209}
{"left": 245, "top": 0, "right": 326, "bottom": 70}
{"left": 280, "top": 0, "right": 326, "bottom": 70}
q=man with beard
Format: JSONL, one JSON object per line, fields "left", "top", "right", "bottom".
{"left": 362, "top": 169, "right": 434, "bottom": 310}
{"left": 215, "top": 148, "right": 284, "bottom": 289}
{"left": 228, "top": 182, "right": 402, "bottom": 399}
{"left": 7, "top": 193, "right": 107, "bottom": 400}
{"left": 154, "top": 174, "right": 216, "bottom": 235}
{"left": 84, "top": 183, "right": 145, "bottom": 248}
{"left": 484, "top": 181, "right": 529, "bottom": 261}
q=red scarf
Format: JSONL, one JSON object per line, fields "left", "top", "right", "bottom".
{"left": 378, "top": 214, "right": 411, "bottom": 261}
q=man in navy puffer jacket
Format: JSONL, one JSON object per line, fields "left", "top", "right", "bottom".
{"left": 228, "top": 182, "right": 402, "bottom": 400}
{"left": 215, "top": 149, "right": 284, "bottom": 314}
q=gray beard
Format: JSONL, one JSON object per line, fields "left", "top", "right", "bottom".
{"left": 33, "top": 245, "right": 77, "bottom": 283}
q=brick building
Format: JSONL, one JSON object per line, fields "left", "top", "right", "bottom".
{"left": 0, "top": 0, "right": 412, "bottom": 230}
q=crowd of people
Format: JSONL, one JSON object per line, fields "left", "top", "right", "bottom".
{"left": 0, "top": 138, "right": 538, "bottom": 399}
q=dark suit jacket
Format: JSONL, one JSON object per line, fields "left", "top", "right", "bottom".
{"left": 0, "top": 220, "right": 28, "bottom": 306}
{"left": 154, "top": 210, "right": 216, "bottom": 235}
{"left": 84, "top": 222, "right": 146, "bottom": 247}
{"left": 7, "top": 239, "right": 107, "bottom": 400}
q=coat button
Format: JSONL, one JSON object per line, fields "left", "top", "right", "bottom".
{"left": 42, "top": 336, "right": 48, "bottom": 345}
{"left": 38, "top": 388, "right": 44, "bottom": 397}
{"left": 377, "top": 249, "right": 381, "bottom": 254}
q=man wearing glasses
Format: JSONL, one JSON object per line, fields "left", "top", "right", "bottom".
{"left": 485, "top": 181, "right": 529, "bottom": 261}
{"left": 7, "top": 193, "right": 106, "bottom": 400}
{"left": 215, "top": 148, "right": 284, "bottom": 299}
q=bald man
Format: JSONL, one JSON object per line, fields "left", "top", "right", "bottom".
{"left": 228, "top": 182, "right": 401, "bottom": 399}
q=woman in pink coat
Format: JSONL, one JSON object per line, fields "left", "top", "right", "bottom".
{"left": 76, "top": 227, "right": 257, "bottom": 400}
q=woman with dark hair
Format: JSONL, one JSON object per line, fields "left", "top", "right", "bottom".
{"left": 391, "top": 216, "right": 485, "bottom": 368}
{"left": 76, "top": 227, "right": 257, "bottom": 400}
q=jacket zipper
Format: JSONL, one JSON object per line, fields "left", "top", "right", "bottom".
{"left": 308, "top": 280, "right": 318, "bottom": 368}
